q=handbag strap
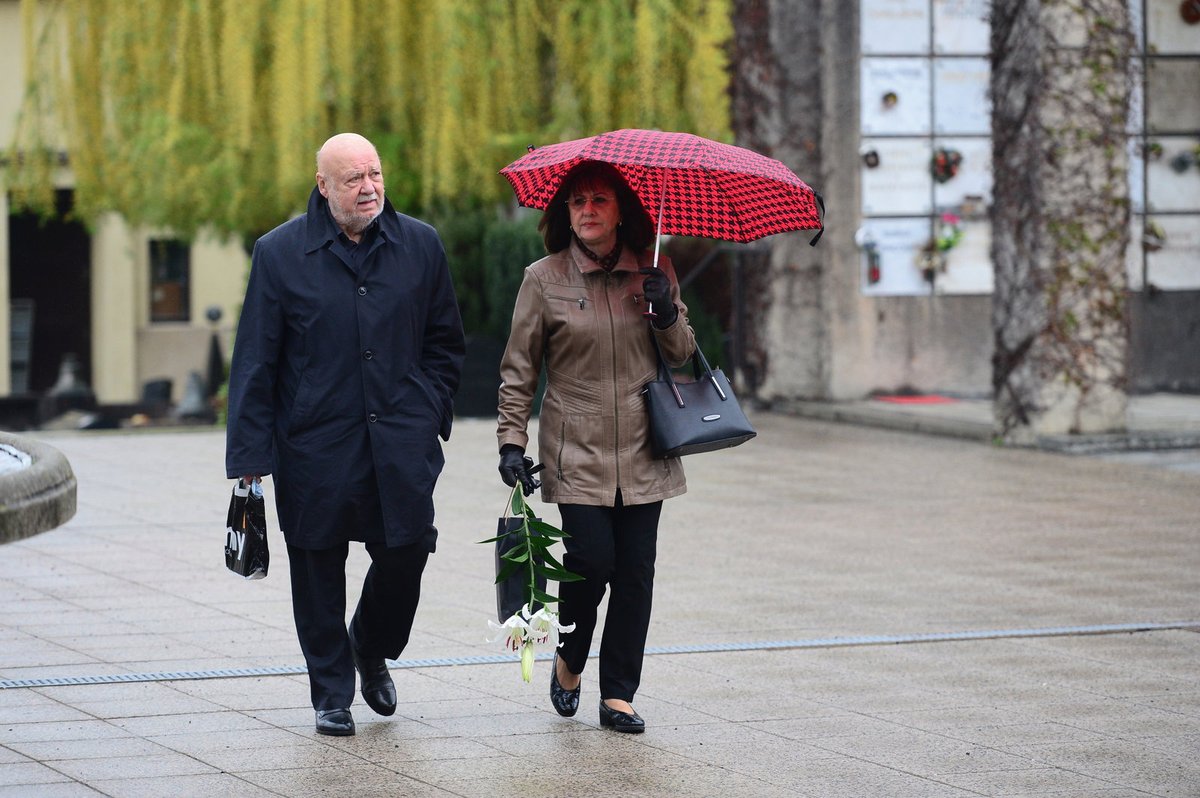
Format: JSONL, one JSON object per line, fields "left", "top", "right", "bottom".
{"left": 647, "top": 329, "right": 729, "bottom": 408}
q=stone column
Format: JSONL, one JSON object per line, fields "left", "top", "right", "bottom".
{"left": 990, "top": 0, "right": 1134, "bottom": 442}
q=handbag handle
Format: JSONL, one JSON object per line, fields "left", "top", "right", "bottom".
{"left": 647, "top": 330, "right": 728, "bottom": 409}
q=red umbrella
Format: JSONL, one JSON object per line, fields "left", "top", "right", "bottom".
{"left": 499, "top": 128, "right": 823, "bottom": 245}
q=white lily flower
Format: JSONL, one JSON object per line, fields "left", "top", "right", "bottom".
{"left": 486, "top": 611, "right": 530, "bottom": 652}
{"left": 525, "top": 605, "right": 576, "bottom": 648}
{"left": 487, "top": 604, "right": 578, "bottom": 683}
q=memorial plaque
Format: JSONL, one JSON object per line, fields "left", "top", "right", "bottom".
{"left": 932, "top": 137, "right": 992, "bottom": 210}
{"left": 933, "top": 0, "right": 989, "bottom": 54}
{"left": 1148, "top": 1, "right": 1199, "bottom": 55}
{"left": 1147, "top": 137, "right": 1200, "bottom": 212}
{"left": 934, "top": 58, "right": 991, "bottom": 134}
{"left": 1146, "top": 59, "right": 1200, "bottom": 134}
{"left": 938, "top": 219, "right": 993, "bottom": 294}
{"left": 858, "top": 218, "right": 935, "bottom": 296}
{"left": 862, "top": 0, "right": 930, "bottom": 54}
{"left": 862, "top": 58, "right": 932, "bottom": 135}
{"left": 1146, "top": 214, "right": 1200, "bottom": 290}
{"left": 862, "top": 138, "right": 934, "bottom": 215}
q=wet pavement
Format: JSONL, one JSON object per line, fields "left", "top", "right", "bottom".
{"left": 1, "top": 396, "right": 1198, "bottom": 797}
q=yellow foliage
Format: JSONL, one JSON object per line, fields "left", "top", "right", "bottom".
{"left": 5, "top": 0, "right": 733, "bottom": 237}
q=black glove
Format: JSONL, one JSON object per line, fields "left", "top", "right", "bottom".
{"left": 498, "top": 444, "right": 539, "bottom": 496}
{"left": 639, "top": 267, "right": 678, "bottom": 327}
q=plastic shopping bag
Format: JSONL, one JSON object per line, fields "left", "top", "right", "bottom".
{"left": 225, "top": 479, "right": 269, "bottom": 580}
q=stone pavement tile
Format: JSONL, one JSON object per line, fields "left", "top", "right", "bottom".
{"left": 929, "top": 720, "right": 1109, "bottom": 748}
{"left": 435, "top": 763, "right": 803, "bottom": 798}
{"left": 937, "top": 766, "right": 1137, "bottom": 795}
{"left": 630, "top": 722, "right": 841, "bottom": 783}
{"left": 237, "top": 763, "right": 460, "bottom": 798}
{"left": 0, "top": 784, "right": 105, "bottom": 797}
{"left": 0, "top": 760, "right": 73, "bottom": 786}
{"left": 146, "top": 726, "right": 311, "bottom": 755}
{"left": 45, "top": 751, "right": 218, "bottom": 782}
{"left": 327, "top": 733, "right": 505, "bottom": 768}
{"left": 423, "top": 709, "right": 590, "bottom": 737}
{"left": 1140, "top": 733, "right": 1200, "bottom": 758}
{"left": 0, "top": 702, "right": 93, "bottom": 725}
{"left": 0, "top": 749, "right": 24, "bottom": 765}
{"left": 1026, "top": 697, "right": 1199, "bottom": 739}
{"left": 0, "top": 720, "right": 131, "bottom": 745}
{"left": 164, "top": 676, "right": 312, "bottom": 712}
{"left": 758, "top": 755, "right": 978, "bottom": 797}
{"left": 1011, "top": 739, "right": 1197, "bottom": 795}
{"left": 90, "top": 773, "right": 280, "bottom": 798}
{"left": 29, "top": 686, "right": 227, "bottom": 720}
{"left": 6, "top": 736, "right": 175, "bottom": 762}
{"left": 0, "top": 639, "right": 96, "bottom": 671}
{"left": 180, "top": 738, "right": 366, "bottom": 772}
{"left": 108, "top": 710, "right": 275, "bottom": 737}
{"left": 810, "top": 727, "right": 1039, "bottom": 777}
{"left": 749, "top": 712, "right": 940, "bottom": 741}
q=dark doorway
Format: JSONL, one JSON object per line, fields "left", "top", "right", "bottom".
{"left": 7, "top": 190, "right": 92, "bottom": 394}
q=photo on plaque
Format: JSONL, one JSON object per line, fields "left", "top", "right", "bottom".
{"left": 862, "top": 58, "right": 932, "bottom": 135}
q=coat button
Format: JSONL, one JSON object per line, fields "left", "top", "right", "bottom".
{"left": 368, "top": 413, "right": 378, "bottom": 423}
{"left": 358, "top": 286, "right": 367, "bottom": 295}
{"left": 363, "top": 349, "right": 374, "bottom": 360}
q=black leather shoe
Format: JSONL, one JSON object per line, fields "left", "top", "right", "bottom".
{"left": 598, "top": 699, "right": 644, "bottom": 733}
{"left": 315, "top": 708, "right": 355, "bottom": 736}
{"left": 349, "top": 628, "right": 397, "bottom": 717}
{"left": 550, "top": 654, "right": 580, "bottom": 717}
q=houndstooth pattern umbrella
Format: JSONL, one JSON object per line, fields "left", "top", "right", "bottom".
{"left": 499, "top": 128, "right": 823, "bottom": 243}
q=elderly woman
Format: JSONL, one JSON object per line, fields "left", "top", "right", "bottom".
{"left": 496, "top": 161, "right": 696, "bottom": 733}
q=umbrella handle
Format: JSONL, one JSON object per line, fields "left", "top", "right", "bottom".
{"left": 644, "top": 179, "right": 667, "bottom": 319}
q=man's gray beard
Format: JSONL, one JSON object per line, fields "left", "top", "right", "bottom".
{"left": 331, "top": 203, "right": 383, "bottom": 235}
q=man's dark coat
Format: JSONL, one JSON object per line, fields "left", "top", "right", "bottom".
{"left": 225, "top": 188, "right": 465, "bottom": 550}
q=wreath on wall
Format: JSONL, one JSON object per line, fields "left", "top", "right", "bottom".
{"left": 932, "top": 147, "right": 963, "bottom": 183}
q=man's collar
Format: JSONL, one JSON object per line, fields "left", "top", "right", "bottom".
{"left": 304, "top": 186, "right": 400, "bottom": 254}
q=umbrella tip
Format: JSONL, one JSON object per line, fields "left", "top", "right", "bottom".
{"left": 526, "top": 144, "right": 536, "bottom": 152}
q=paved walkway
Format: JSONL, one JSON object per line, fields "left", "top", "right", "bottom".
{"left": 1, "top": 404, "right": 1198, "bottom": 797}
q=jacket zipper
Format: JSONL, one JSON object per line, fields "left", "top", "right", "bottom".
{"left": 604, "top": 273, "right": 620, "bottom": 487}
{"left": 547, "top": 294, "right": 586, "bottom": 309}
{"left": 557, "top": 420, "right": 566, "bottom": 481}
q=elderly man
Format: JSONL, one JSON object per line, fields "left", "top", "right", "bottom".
{"left": 226, "top": 133, "right": 465, "bottom": 736}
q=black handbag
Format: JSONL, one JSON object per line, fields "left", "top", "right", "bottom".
{"left": 225, "top": 479, "right": 269, "bottom": 580}
{"left": 643, "top": 334, "right": 756, "bottom": 458}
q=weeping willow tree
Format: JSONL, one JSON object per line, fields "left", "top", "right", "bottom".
{"left": 7, "top": 0, "right": 732, "bottom": 239}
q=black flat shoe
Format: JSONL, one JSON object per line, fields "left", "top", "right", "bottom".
{"left": 349, "top": 627, "right": 397, "bottom": 717}
{"left": 315, "top": 708, "right": 355, "bottom": 736}
{"left": 598, "top": 699, "right": 644, "bottom": 733}
{"left": 550, "top": 654, "right": 580, "bottom": 717}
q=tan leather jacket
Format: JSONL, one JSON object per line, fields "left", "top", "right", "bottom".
{"left": 497, "top": 241, "right": 696, "bottom": 506}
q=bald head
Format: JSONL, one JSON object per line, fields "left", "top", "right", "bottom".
{"left": 316, "top": 133, "right": 378, "bottom": 174}
{"left": 315, "top": 133, "right": 385, "bottom": 240}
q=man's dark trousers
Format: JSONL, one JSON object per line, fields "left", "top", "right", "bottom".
{"left": 287, "top": 541, "right": 429, "bottom": 711}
